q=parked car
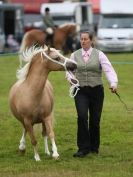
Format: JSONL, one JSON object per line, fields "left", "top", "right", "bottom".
{"left": 96, "top": 0, "right": 133, "bottom": 52}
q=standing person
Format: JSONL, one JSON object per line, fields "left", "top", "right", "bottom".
{"left": 43, "top": 7, "right": 55, "bottom": 34}
{"left": 67, "top": 31, "right": 118, "bottom": 158}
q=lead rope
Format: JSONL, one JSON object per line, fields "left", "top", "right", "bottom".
{"left": 41, "top": 49, "right": 79, "bottom": 97}
{"left": 42, "top": 49, "right": 79, "bottom": 97}
{"left": 66, "top": 71, "right": 80, "bottom": 98}
{"left": 114, "top": 92, "right": 133, "bottom": 111}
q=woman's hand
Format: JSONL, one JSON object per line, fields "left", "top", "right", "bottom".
{"left": 109, "top": 87, "right": 117, "bottom": 93}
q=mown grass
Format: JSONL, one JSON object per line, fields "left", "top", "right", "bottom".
{"left": 0, "top": 53, "right": 133, "bottom": 177}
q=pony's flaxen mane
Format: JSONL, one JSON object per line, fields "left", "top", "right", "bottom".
{"left": 20, "top": 45, "right": 43, "bottom": 63}
{"left": 17, "top": 46, "right": 44, "bottom": 81}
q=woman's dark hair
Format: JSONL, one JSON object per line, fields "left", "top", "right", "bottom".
{"left": 80, "top": 31, "right": 93, "bottom": 41}
{"left": 80, "top": 31, "right": 95, "bottom": 47}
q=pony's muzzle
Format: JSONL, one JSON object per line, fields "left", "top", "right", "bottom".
{"left": 66, "top": 61, "right": 77, "bottom": 71}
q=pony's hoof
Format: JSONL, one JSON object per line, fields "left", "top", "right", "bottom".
{"left": 53, "top": 156, "right": 59, "bottom": 160}
{"left": 52, "top": 154, "right": 59, "bottom": 160}
{"left": 45, "top": 150, "right": 50, "bottom": 156}
{"left": 46, "top": 152, "right": 51, "bottom": 156}
{"left": 35, "top": 158, "right": 41, "bottom": 162}
{"left": 34, "top": 155, "right": 41, "bottom": 161}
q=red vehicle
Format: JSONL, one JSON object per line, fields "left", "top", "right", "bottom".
{"left": 11, "top": 0, "right": 63, "bottom": 13}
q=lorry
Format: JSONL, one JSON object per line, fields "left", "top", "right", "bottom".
{"left": 96, "top": 0, "right": 133, "bottom": 52}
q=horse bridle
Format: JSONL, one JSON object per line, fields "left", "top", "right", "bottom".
{"left": 41, "top": 48, "right": 77, "bottom": 70}
{"left": 41, "top": 48, "right": 80, "bottom": 97}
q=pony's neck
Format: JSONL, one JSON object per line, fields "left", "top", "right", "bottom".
{"left": 26, "top": 55, "right": 49, "bottom": 93}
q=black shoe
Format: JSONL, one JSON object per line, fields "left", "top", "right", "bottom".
{"left": 73, "top": 151, "right": 90, "bottom": 158}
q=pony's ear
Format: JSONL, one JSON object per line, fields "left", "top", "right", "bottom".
{"left": 47, "top": 45, "right": 51, "bottom": 54}
{"left": 44, "top": 45, "right": 48, "bottom": 50}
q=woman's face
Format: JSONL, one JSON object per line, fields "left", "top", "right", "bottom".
{"left": 80, "top": 33, "right": 92, "bottom": 50}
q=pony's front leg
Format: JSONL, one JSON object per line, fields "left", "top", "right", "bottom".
{"left": 51, "top": 138, "right": 59, "bottom": 159}
{"left": 44, "top": 115, "right": 59, "bottom": 159}
{"left": 24, "top": 118, "right": 41, "bottom": 161}
{"left": 33, "top": 146, "right": 41, "bottom": 161}
{"left": 19, "top": 128, "right": 26, "bottom": 153}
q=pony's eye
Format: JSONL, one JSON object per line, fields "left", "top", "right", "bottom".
{"left": 54, "top": 57, "right": 60, "bottom": 61}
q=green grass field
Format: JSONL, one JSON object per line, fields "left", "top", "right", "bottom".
{"left": 0, "top": 53, "right": 133, "bottom": 177}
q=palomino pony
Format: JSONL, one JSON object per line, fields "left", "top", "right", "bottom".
{"left": 19, "top": 23, "right": 80, "bottom": 54}
{"left": 9, "top": 45, "right": 77, "bottom": 161}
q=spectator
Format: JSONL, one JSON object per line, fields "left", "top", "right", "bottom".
{"left": 7, "top": 34, "right": 19, "bottom": 52}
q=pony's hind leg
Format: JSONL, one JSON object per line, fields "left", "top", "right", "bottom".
{"left": 44, "top": 136, "right": 50, "bottom": 155}
{"left": 43, "top": 114, "right": 59, "bottom": 159}
{"left": 19, "top": 128, "right": 26, "bottom": 153}
{"left": 24, "top": 118, "right": 41, "bottom": 161}
{"left": 42, "top": 123, "right": 50, "bottom": 155}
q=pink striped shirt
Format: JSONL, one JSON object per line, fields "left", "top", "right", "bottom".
{"left": 68, "top": 47, "right": 118, "bottom": 88}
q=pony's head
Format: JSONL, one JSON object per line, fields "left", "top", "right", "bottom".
{"left": 17, "top": 45, "right": 77, "bottom": 80}
{"left": 42, "top": 45, "right": 77, "bottom": 71}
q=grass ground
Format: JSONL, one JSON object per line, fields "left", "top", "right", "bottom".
{"left": 0, "top": 53, "right": 133, "bottom": 177}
